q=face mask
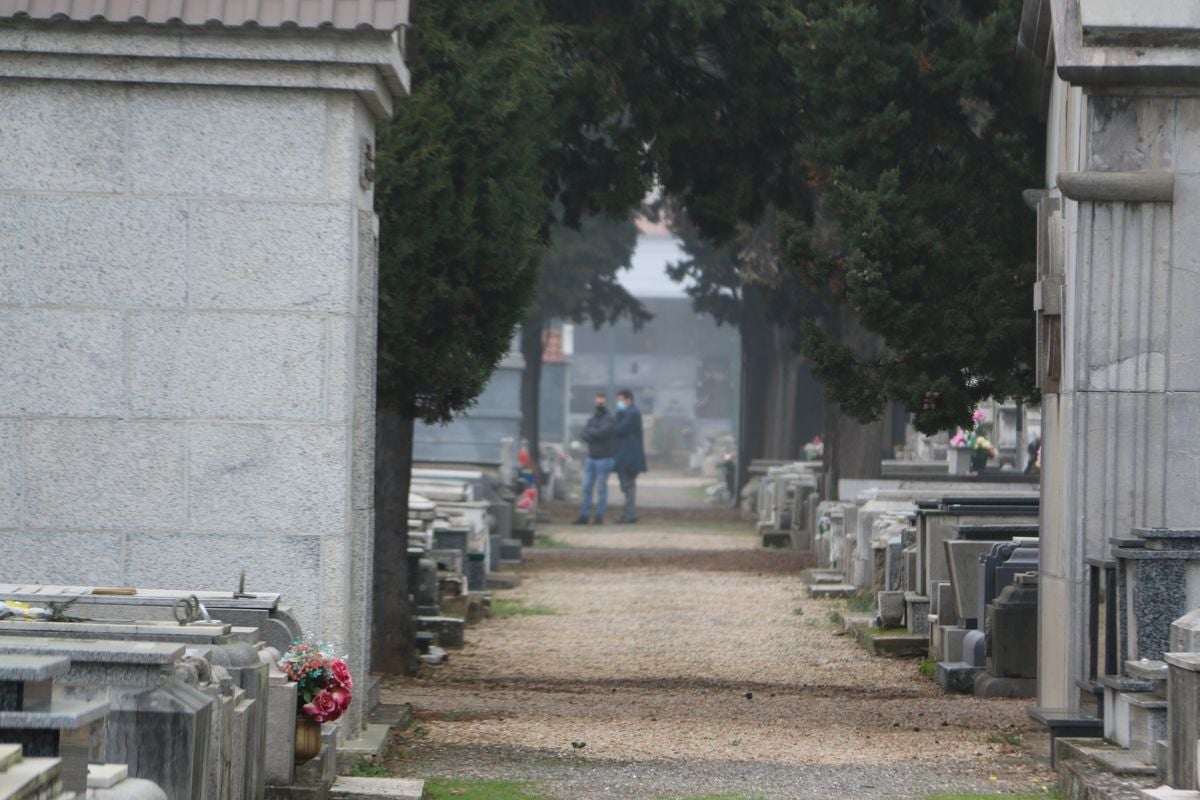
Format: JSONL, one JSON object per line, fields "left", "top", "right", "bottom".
{"left": 616, "top": 401, "right": 627, "bottom": 411}
{"left": 595, "top": 403, "right": 606, "bottom": 412}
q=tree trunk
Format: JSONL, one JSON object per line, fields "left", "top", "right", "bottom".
{"left": 735, "top": 285, "right": 825, "bottom": 496}
{"left": 519, "top": 320, "right": 544, "bottom": 476}
{"left": 822, "top": 307, "right": 884, "bottom": 501}
{"left": 371, "top": 400, "right": 416, "bottom": 675}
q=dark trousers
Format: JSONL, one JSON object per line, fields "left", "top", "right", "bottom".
{"left": 617, "top": 471, "right": 638, "bottom": 520}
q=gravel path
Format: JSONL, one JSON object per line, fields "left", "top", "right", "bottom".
{"left": 380, "top": 510, "right": 1054, "bottom": 799}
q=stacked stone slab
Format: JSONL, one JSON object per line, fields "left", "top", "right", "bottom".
{"left": 0, "top": 742, "right": 71, "bottom": 800}
{"left": 754, "top": 463, "right": 820, "bottom": 550}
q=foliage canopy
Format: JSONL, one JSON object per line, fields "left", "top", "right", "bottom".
{"left": 374, "top": 0, "right": 555, "bottom": 423}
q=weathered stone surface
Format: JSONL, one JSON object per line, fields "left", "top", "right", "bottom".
{"left": 934, "top": 661, "right": 980, "bottom": 694}
{"left": 186, "top": 423, "right": 348, "bottom": 533}
{"left": 0, "top": 82, "right": 128, "bottom": 193}
{"left": 329, "top": 777, "right": 425, "bottom": 798}
{"left": 25, "top": 195, "right": 188, "bottom": 307}
{"left": 877, "top": 591, "right": 905, "bottom": 629}
{"left": 127, "top": 86, "right": 327, "bottom": 200}
{"left": 129, "top": 311, "right": 326, "bottom": 420}
{"left": 0, "top": 309, "right": 125, "bottom": 417}
{"left": 187, "top": 200, "right": 353, "bottom": 312}
{"left": 23, "top": 419, "right": 186, "bottom": 530}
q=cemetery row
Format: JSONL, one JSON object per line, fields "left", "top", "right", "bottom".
{"left": 749, "top": 448, "right": 1200, "bottom": 799}
{"left": 0, "top": 466, "right": 534, "bottom": 800}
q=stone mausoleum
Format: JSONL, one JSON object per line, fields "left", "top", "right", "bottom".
{"left": 1019, "top": 0, "right": 1200, "bottom": 712}
{"left": 0, "top": 0, "right": 409, "bottom": 734}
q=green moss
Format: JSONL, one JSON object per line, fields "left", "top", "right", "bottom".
{"left": 919, "top": 659, "right": 937, "bottom": 678}
{"left": 920, "top": 791, "right": 1062, "bottom": 800}
{"left": 843, "top": 594, "right": 875, "bottom": 613}
{"left": 533, "top": 534, "right": 571, "bottom": 548}
{"left": 347, "top": 759, "right": 388, "bottom": 778}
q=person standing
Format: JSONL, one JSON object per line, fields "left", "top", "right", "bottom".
{"left": 613, "top": 388, "right": 647, "bottom": 524}
{"left": 575, "top": 392, "right": 616, "bottom": 525}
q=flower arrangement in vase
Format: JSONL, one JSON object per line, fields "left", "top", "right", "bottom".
{"left": 278, "top": 642, "right": 353, "bottom": 762}
{"left": 949, "top": 409, "right": 997, "bottom": 473}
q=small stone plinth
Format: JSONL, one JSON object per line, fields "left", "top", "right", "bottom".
{"left": 416, "top": 616, "right": 463, "bottom": 649}
{"left": 1163, "top": 651, "right": 1200, "bottom": 789}
{"left": 934, "top": 661, "right": 981, "bottom": 694}
{"left": 904, "top": 592, "right": 931, "bottom": 635}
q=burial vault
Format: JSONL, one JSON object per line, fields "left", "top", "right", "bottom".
{"left": 0, "top": 0, "right": 410, "bottom": 736}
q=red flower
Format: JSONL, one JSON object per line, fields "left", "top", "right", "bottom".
{"left": 330, "top": 659, "right": 353, "bottom": 690}
{"left": 302, "top": 690, "right": 339, "bottom": 723}
{"left": 331, "top": 685, "right": 352, "bottom": 714}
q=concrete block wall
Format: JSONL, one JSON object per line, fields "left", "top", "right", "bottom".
{"left": 0, "top": 27, "right": 394, "bottom": 734}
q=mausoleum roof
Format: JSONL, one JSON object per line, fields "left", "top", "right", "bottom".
{"left": 0, "top": 0, "right": 409, "bottom": 32}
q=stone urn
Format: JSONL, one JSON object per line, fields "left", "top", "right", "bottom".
{"left": 294, "top": 715, "right": 322, "bottom": 763}
{"left": 948, "top": 446, "right": 972, "bottom": 475}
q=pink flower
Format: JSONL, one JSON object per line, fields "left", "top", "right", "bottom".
{"left": 972, "top": 409, "right": 987, "bottom": 424}
{"left": 331, "top": 685, "right": 352, "bottom": 714}
{"left": 329, "top": 659, "right": 353, "bottom": 690}
{"left": 302, "top": 690, "right": 339, "bottom": 723}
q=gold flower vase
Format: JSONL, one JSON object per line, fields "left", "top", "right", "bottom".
{"left": 294, "top": 714, "right": 322, "bottom": 763}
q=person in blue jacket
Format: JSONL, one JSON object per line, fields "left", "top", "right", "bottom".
{"left": 613, "top": 388, "right": 647, "bottom": 524}
{"left": 575, "top": 392, "right": 617, "bottom": 525}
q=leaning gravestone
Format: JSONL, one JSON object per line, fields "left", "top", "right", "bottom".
{"left": 0, "top": 0, "right": 411, "bottom": 739}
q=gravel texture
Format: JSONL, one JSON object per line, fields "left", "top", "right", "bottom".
{"left": 381, "top": 500, "right": 1055, "bottom": 799}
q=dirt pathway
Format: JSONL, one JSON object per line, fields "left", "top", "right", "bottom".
{"left": 380, "top": 487, "right": 1053, "bottom": 799}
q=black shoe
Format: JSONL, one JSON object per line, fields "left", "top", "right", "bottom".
{"left": 572, "top": 516, "right": 589, "bottom": 525}
{"left": 592, "top": 516, "right": 604, "bottom": 525}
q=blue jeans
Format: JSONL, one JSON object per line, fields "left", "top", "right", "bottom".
{"left": 580, "top": 457, "right": 615, "bottom": 519}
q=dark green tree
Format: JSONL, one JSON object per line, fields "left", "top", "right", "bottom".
{"left": 518, "top": 215, "right": 645, "bottom": 467}
{"left": 776, "top": 0, "right": 1042, "bottom": 434}
{"left": 371, "top": 0, "right": 556, "bottom": 673}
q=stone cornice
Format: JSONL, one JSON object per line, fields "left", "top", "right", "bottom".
{"left": 1056, "top": 171, "right": 1175, "bottom": 203}
{"left": 1050, "top": 0, "right": 1200, "bottom": 87}
{"left": 0, "top": 21, "right": 408, "bottom": 117}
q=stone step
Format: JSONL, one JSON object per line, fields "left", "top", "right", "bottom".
{"left": 808, "top": 583, "right": 857, "bottom": 599}
{"left": 0, "top": 756, "right": 62, "bottom": 800}
{"left": 329, "top": 777, "right": 424, "bottom": 799}
{"left": 486, "top": 574, "right": 519, "bottom": 591}
{"left": 0, "top": 744, "right": 21, "bottom": 772}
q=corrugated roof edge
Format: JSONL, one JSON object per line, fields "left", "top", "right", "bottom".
{"left": 0, "top": 0, "right": 409, "bottom": 33}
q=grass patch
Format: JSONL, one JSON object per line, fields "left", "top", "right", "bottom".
{"left": 491, "top": 598, "right": 558, "bottom": 618}
{"left": 827, "top": 609, "right": 844, "bottom": 627}
{"left": 921, "top": 793, "right": 1061, "bottom": 800}
{"left": 533, "top": 533, "right": 571, "bottom": 548}
{"left": 424, "top": 779, "right": 551, "bottom": 800}
{"left": 919, "top": 658, "right": 937, "bottom": 678}
{"left": 843, "top": 593, "right": 875, "bottom": 613}
{"left": 348, "top": 759, "right": 388, "bottom": 778}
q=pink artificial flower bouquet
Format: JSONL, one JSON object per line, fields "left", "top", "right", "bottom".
{"left": 279, "top": 642, "right": 353, "bottom": 723}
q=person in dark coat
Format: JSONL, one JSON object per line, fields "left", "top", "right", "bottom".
{"left": 576, "top": 392, "right": 616, "bottom": 524}
{"left": 613, "top": 388, "right": 647, "bottom": 523}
